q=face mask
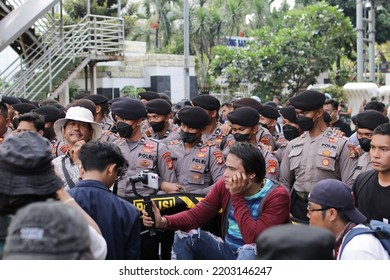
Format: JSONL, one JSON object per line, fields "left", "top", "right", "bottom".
{"left": 43, "top": 127, "right": 55, "bottom": 140}
{"left": 150, "top": 121, "right": 165, "bottom": 133}
{"left": 233, "top": 133, "right": 251, "bottom": 142}
{"left": 296, "top": 116, "right": 315, "bottom": 131}
{"left": 260, "top": 122, "right": 270, "bottom": 130}
{"left": 283, "top": 124, "right": 300, "bottom": 141}
{"left": 358, "top": 137, "right": 371, "bottom": 153}
{"left": 180, "top": 130, "right": 199, "bottom": 143}
{"left": 12, "top": 118, "right": 19, "bottom": 129}
{"left": 117, "top": 121, "right": 133, "bottom": 138}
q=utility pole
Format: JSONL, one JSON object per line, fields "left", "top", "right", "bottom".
{"left": 184, "top": 0, "right": 190, "bottom": 100}
{"left": 356, "top": 0, "right": 364, "bottom": 82}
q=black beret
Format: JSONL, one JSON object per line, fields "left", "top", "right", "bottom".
{"left": 111, "top": 97, "right": 147, "bottom": 120}
{"left": 264, "top": 101, "right": 278, "bottom": 108}
{"left": 146, "top": 99, "right": 172, "bottom": 115}
{"left": 191, "top": 95, "right": 220, "bottom": 111}
{"left": 138, "top": 91, "right": 160, "bottom": 101}
{"left": 83, "top": 94, "right": 108, "bottom": 105}
{"left": 354, "top": 110, "right": 389, "bottom": 131}
{"left": 32, "top": 105, "right": 62, "bottom": 123}
{"left": 256, "top": 224, "right": 335, "bottom": 260}
{"left": 280, "top": 106, "right": 297, "bottom": 123}
{"left": 177, "top": 106, "right": 210, "bottom": 129}
{"left": 323, "top": 111, "right": 332, "bottom": 123}
{"left": 18, "top": 98, "right": 32, "bottom": 104}
{"left": 232, "top": 98, "right": 263, "bottom": 113}
{"left": 227, "top": 107, "right": 259, "bottom": 127}
{"left": 289, "top": 90, "right": 326, "bottom": 111}
{"left": 12, "top": 103, "right": 38, "bottom": 114}
{"left": 158, "top": 92, "right": 172, "bottom": 106}
{"left": 2, "top": 96, "right": 21, "bottom": 105}
{"left": 261, "top": 105, "right": 280, "bottom": 119}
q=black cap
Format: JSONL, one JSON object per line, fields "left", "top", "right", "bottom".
{"left": 18, "top": 98, "right": 32, "bottom": 104}
{"left": 12, "top": 103, "right": 38, "bottom": 114}
{"left": 261, "top": 105, "right": 280, "bottom": 119}
{"left": 158, "top": 92, "right": 172, "bottom": 106}
{"left": 232, "top": 98, "right": 263, "bottom": 113}
{"left": 177, "top": 106, "right": 210, "bottom": 129}
{"left": 111, "top": 97, "right": 147, "bottom": 120}
{"left": 191, "top": 95, "right": 221, "bottom": 111}
{"left": 2, "top": 96, "right": 21, "bottom": 105}
{"left": 138, "top": 91, "right": 160, "bottom": 101}
{"left": 146, "top": 99, "right": 172, "bottom": 115}
{"left": 289, "top": 90, "right": 326, "bottom": 111}
{"left": 256, "top": 224, "right": 335, "bottom": 260}
{"left": 227, "top": 107, "right": 259, "bottom": 127}
{"left": 354, "top": 109, "right": 389, "bottom": 131}
{"left": 264, "top": 101, "right": 278, "bottom": 108}
{"left": 83, "top": 94, "right": 108, "bottom": 105}
{"left": 32, "top": 105, "right": 62, "bottom": 123}
{"left": 280, "top": 106, "right": 297, "bottom": 123}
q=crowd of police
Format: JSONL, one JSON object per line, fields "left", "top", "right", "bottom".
{"left": 0, "top": 89, "right": 389, "bottom": 260}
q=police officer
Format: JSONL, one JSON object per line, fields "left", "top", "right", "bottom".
{"left": 84, "top": 94, "right": 114, "bottom": 131}
{"left": 279, "top": 90, "right": 358, "bottom": 222}
{"left": 225, "top": 106, "right": 279, "bottom": 181}
{"left": 191, "top": 95, "right": 224, "bottom": 149}
{"left": 138, "top": 91, "right": 161, "bottom": 103}
{"left": 352, "top": 110, "right": 389, "bottom": 180}
{"left": 232, "top": 98, "right": 276, "bottom": 150}
{"left": 144, "top": 99, "right": 180, "bottom": 144}
{"left": 111, "top": 98, "right": 179, "bottom": 198}
{"left": 168, "top": 106, "right": 226, "bottom": 194}
{"left": 260, "top": 105, "right": 283, "bottom": 142}
{"left": 32, "top": 104, "right": 62, "bottom": 143}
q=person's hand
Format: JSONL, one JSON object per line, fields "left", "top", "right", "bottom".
{"left": 332, "top": 128, "right": 345, "bottom": 138}
{"left": 259, "top": 142, "right": 272, "bottom": 153}
{"left": 220, "top": 122, "right": 232, "bottom": 136}
{"left": 141, "top": 201, "right": 165, "bottom": 228}
{"left": 69, "top": 140, "right": 85, "bottom": 164}
{"left": 160, "top": 182, "right": 187, "bottom": 193}
{"left": 227, "top": 172, "right": 251, "bottom": 195}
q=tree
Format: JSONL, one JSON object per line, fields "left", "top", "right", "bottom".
{"left": 209, "top": 2, "right": 355, "bottom": 100}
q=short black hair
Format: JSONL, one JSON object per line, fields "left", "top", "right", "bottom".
{"left": 324, "top": 99, "right": 339, "bottom": 111}
{"left": 365, "top": 101, "right": 385, "bottom": 113}
{"left": 373, "top": 123, "right": 390, "bottom": 137}
{"left": 18, "top": 112, "right": 45, "bottom": 131}
{"left": 228, "top": 141, "right": 266, "bottom": 182}
{"left": 221, "top": 102, "right": 233, "bottom": 108}
{"left": 79, "top": 141, "right": 127, "bottom": 175}
{"left": 0, "top": 101, "right": 8, "bottom": 119}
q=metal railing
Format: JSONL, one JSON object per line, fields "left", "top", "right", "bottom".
{"left": 1, "top": 14, "right": 124, "bottom": 100}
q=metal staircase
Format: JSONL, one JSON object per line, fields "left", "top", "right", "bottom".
{"left": 0, "top": 1, "right": 124, "bottom": 101}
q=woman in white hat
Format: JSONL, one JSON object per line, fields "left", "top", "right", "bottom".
{"left": 52, "top": 106, "right": 102, "bottom": 189}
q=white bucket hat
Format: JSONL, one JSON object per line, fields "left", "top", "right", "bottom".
{"left": 53, "top": 106, "right": 102, "bottom": 142}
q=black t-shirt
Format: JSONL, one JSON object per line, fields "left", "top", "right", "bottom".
{"left": 331, "top": 119, "right": 352, "bottom": 137}
{"left": 354, "top": 171, "right": 390, "bottom": 223}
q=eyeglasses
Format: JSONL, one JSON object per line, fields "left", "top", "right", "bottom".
{"left": 307, "top": 206, "right": 330, "bottom": 213}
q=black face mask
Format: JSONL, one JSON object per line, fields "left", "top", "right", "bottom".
{"left": 180, "top": 130, "right": 199, "bottom": 143}
{"left": 43, "top": 127, "right": 55, "bottom": 140}
{"left": 12, "top": 117, "right": 19, "bottom": 129}
{"left": 117, "top": 122, "right": 133, "bottom": 138}
{"left": 150, "top": 121, "right": 165, "bottom": 133}
{"left": 233, "top": 133, "right": 251, "bottom": 142}
{"left": 358, "top": 137, "right": 371, "bottom": 153}
{"left": 296, "top": 116, "right": 315, "bottom": 131}
{"left": 283, "top": 124, "right": 300, "bottom": 141}
{"left": 260, "top": 122, "right": 270, "bottom": 130}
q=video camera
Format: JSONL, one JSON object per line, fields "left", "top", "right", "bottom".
{"left": 129, "top": 170, "right": 159, "bottom": 191}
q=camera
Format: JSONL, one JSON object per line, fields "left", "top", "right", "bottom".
{"left": 129, "top": 170, "right": 159, "bottom": 191}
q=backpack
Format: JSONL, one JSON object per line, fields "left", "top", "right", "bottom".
{"left": 339, "top": 220, "right": 390, "bottom": 258}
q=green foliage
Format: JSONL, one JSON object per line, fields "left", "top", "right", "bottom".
{"left": 209, "top": 2, "right": 355, "bottom": 100}
{"left": 121, "top": 85, "right": 145, "bottom": 98}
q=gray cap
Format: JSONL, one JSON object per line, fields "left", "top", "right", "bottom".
{"left": 0, "top": 131, "right": 63, "bottom": 196}
{"left": 3, "top": 200, "right": 91, "bottom": 260}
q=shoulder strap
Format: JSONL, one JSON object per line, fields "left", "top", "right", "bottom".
{"left": 220, "top": 135, "right": 228, "bottom": 150}
{"left": 339, "top": 227, "right": 374, "bottom": 258}
{"left": 353, "top": 170, "right": 376, "bottom": 205}
{"left": 61, "top": 157, "right": 76, "bottom": 189}
{"left": 259, "top": 180, "right": 280, "bottom": 213}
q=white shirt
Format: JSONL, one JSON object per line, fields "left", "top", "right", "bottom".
{"left": 338, "top": 224, "right": 390, "bottom": 260}
{"left": 88, "top": 226, "right": 107, "bottom": 260}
